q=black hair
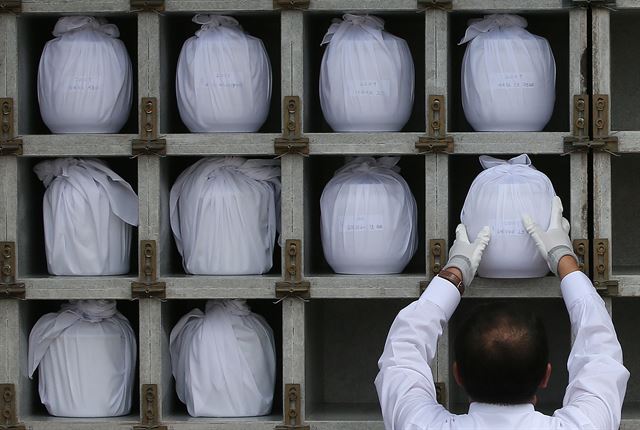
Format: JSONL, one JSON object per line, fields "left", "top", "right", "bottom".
{"left": 454, "top": 303, "right": 549, "bottom": 405}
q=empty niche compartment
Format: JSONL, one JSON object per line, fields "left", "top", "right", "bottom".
{"left": 303, "top": 155, "right": 426, "bottom": 276}
{"left": 160, "top": 299, "right": 283, "bottom": 422}
{"left": 158, "top": 156, "right": 281, "bottom": 277}
{"left": 448, "top": 298, "right": 570, "bottom": 415}
{"left": 611, "top": 155, "right": 640, "bottom": 275}
{"left": 304, "top": 298, "right": 412, "bottom": 421}
{"left": 612, "top": 298, "right": 640, "bottom": 418}
{"left": 448, "top": 154, "right": 571, "bottom": 278}
{"left": 159, "top": 12, "right": 281, "bottom": 134}
{"left": 303, "top": 12, "right": 425, "bottom": 133}
{"left": 16, "top": 14, "right": 138, "bottom": 135}
{"left": 448, "top": 11, "right": 570, "bottom": 132}
{"left": 16, "top": 157, "right": 139, "bottom": 278}
{"left": 18, "top": 300, "right": 140, "bottom": 421}
{"left": 610, "top": 11, "right": 640, "bottom": 131}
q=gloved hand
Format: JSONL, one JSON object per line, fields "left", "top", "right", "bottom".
{"left": 522, "top": 196, "right": 578, "bottom": 276}
{"left": 443, "top": 224, "right": 491, "bottom": 286}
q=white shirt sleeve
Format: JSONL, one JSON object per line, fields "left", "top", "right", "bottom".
{"left": 553, "top": 271, "right": 630, "bottom": 430}
{"left": 375, "top": 276, "right": 460, "bottom": 430}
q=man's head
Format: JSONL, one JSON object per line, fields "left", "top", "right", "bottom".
{"left": 453, "top": 303, "right": 551, "bottom": 405}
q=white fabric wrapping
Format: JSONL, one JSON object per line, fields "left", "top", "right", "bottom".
{"left": 28, "top": 300, "right": 137, "bottom": 417}
{"left": 461, "top": 154, "right": 556, "bottom": 278}
{"left": 170, "top": 299, "right": 276, "bottom": 417}
{"left": 320, "top": 157, "right": 418, "bottom": 274}
{"left": 38, "top": 16, "right": 132, "bottom": 133}
{"left": 170, "top": 157, "right": 280, "bottom": 275}
{"left": 176, "top": 14, "right": 272, "bottom": 132}
{"left": 459, "top": 14, "right": 556, "bottom": 131}
{"left": 34, "top": 158, "right": 139, "bottom": 276}
{"left": 319, "top": 14, "right": 415, "bottom": 132}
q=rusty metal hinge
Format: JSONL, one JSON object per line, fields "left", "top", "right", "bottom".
{"left": 275, "top": 239, "right": 310, "bottom": 300}
{"left": 130, "top": 0, "right": 164, "bottom": 11}
{"left": 0, "top": 99, "right": 22, "bottom": 156}
{"left": 275, "top": 96, "right": 309, "bottom": 156}
{"left": 273, "top": 0, "right": 310, "bottom": 8}
{"left": 435, "top": 382, "right": 447, "bottom": 405}
{"left": 416, "top": 95, "right": 453, "bottom": 153}
{"left": 131, "top": 241, "right": 166, "bottom": 299}
{"left": 0, "top": 242, "right": 25, "bottom": 300}
{"left": 0, "top": 1, "right": 20, "bottom": 13}
{"left": 417, "top": 0, "right": 452, "bottom": 10}
{"left": 564, "top": 94, "right": 618, "bottom": 153}
{"left": 132, "top": 97, "right": 166, "bottom": 156}
{"left": 573, "top": 239, "right": 590, "bottom": 276}
{"left": 275, "top": 384, "right": 310, "bottom": 430}
{"left": 591, "top": 94, "right": 618, "bottom": 151}
{"left": 0, "top": 384, "right": 25, "bottom": 430}
{"left": 593, "top": 239, "right": 619, "bottom": 296}
{"left": 133, "top": 384, "right": 167, "bottom": 430}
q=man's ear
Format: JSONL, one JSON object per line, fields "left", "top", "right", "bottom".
{"left": 538, "top": 362, "right": 552, "bottom": 389}
{"left": 453, "top": 361, "right": 463, "bottom": 387}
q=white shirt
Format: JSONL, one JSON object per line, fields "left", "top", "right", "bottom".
{"left": 375, "top": 271, "right": 630, "bottom": 430}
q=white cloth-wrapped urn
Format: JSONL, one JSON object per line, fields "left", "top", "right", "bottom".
{"left": 170, "top": 157, "right": 280, "bottom": 275}
{"left": 319, "top": 14, "right": 415, "bottom": 132}
{"left": 461, "top": 154, "right": 557, "bottom": 278}
{"left": 38, "top": 16, "right": 133, "bottom": 133}
{"left": 34, "top": 158, "right": 139, "bottom": 276}
{"left": 176, "top": 14, "right": 272, "bottom": 132}
{"left": 170, "top": 299, "right": 276, "bottom": 417}
{"left": 320, "top": 157, "right": 418, "bottom": 274}
{"left": 459, "top": 14, "right": 556, "bottom": 131}
{"left": 28, "top": 300, "right": 137, "bottom": 417}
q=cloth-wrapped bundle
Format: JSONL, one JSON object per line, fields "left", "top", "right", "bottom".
{"left": 170, "top": 157, "right": 280, "bottom": 275}
{"left": 38, "top": 16, "right": 132, "bottom": 133}
{"left": 459, "top": 14, "right": 556, "bottom": 131}
{"left": 461, "top": 154, "right": 557, "bottom": 278}
{"left": 170, "top": 299, "right": 276, "bottom": 417}
{"left": 176, "top": 14, "right": 272, "bottom": 132}
{"left": 28, "top": 300, "right": 137, "bottom": 417}
{"left": 320, "top": 157, "right": 418, "bottom": 274}
{"left": 319, "top": 14, "right": 415, "bottom": 132}
{"left": 34, "top": 158, "right": 139, "bottom": 276}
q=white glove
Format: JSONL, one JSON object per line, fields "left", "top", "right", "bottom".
{"left": 522, "top": 196, "right": 577, "bottom": 276}
{"left": 443, "top": 224, "right": 491, "bottom": 286}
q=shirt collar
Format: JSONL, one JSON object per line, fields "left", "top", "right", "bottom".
{"left": 468, "top": 402, "right": 535, "bottom": 415}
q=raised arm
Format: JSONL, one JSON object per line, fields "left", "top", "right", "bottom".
{"left": 375, "top": 224, "right": 490, "bottom": 430}
{"left": 523, "top": 197, "right": 630, "bottom": 429}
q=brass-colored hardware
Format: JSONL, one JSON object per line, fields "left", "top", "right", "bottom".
{"left": 275, "top": 384, "right": 310, "bottom": 430}
{"left": 0, "top": 384, "right": 25, "bottom": 430}
{"left": 0, "top": 242, "right": 25, "bottom": 300}
{"left": 416, "top": 95, "right": 453, "bottom": 153}
{"left": 417, "top": 0, "right": 452, "bottom": 9}
{"left": 0, "top": 1, "right": 20, "bottom": 13}
{"left": 130, "top": 0, "right": 164, "bottom": 11}
{"left": 133, "top": 384, "right": 167, "bottom": 430}
{"left": 132, "top": 97, "right": 166, "bottom": 156}
{"left": 429, "top": 239, "right": 446, "bottom": 277}
{"left": 273, "top": 0, "right": 310, "bottom": 8}
{"left": 275, "top": 239, "right": 310, "bottom": 299}
{"left": 131, "top": 240, "right": 166, "bottom": 299}
{"left": 0, "top": 98, "right": 22, "bottom": 156}
{"left": 275, "top": 96, "right": 309, "bottom": 155}
{"left": 435, "top": 382, "right": 447, "bottom": 405}
{"left": 593, "top": 239, "right": 619, "bottom": 296}
{"left": 564, "top": 94, "right": 618, "bottom": 153}
{"left": 573, "top": 239, "right": 589, "bottom": 276}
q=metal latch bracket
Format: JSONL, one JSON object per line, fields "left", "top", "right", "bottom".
{"left": 573, "top": 239, "right": 590, "bottom": 276}
{"left": 274, "top": 384, "right": 310, "bottom": 430}
{"left": 275, "top": 239, "right": 310, "bottom": 299}
{"left": 273, "top": 0, "right": 310, "bottom": 8}
{"left": 0, "top": 242, "right": 25, "bottom": 300}
{"left": 130, "top": 0, "right": 165, "bottom": 12}
{"left": 0, "top": 1, "right": 21, "bottom": 13}
{"left": 593, "top": 238, "right": 619, "bottom": 296}
{"left": 133, "top": 384, "right": 167, "bottom": 430}
{"left": 275, "top": 96, "right": 309, "bottom": 155}
{"left": 416, "top": 95, "right": 453, "bottom": 153}
{"left": 417, "top": 0, "right": 452, "bottom": 10}
{"left": 132, "top": 97, "right": 166, "bottom": 156}
{"left": 564, "top": 94, "right": 618, "bottom": 153}
{"left": 0, "top": 384, "right": 25, "bottom": 430}
{"left": 131, "top": 240, "right": 166, "bottom": 299}
{"left": 0, "top": 99, "right": 22, "bottom": 156}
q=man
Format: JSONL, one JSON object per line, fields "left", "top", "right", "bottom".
{"left": 375, "top": 197, "right": 629, "bottom": 429}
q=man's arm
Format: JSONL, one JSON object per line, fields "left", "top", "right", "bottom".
{"left": 524, "top": 198, "right": 630, "bottom": 429}
{"left": 553, "top": 257, "right": 629, "bottom": 429}
{"left": 375, "top": 225, "right": 490, "bottom": 430}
